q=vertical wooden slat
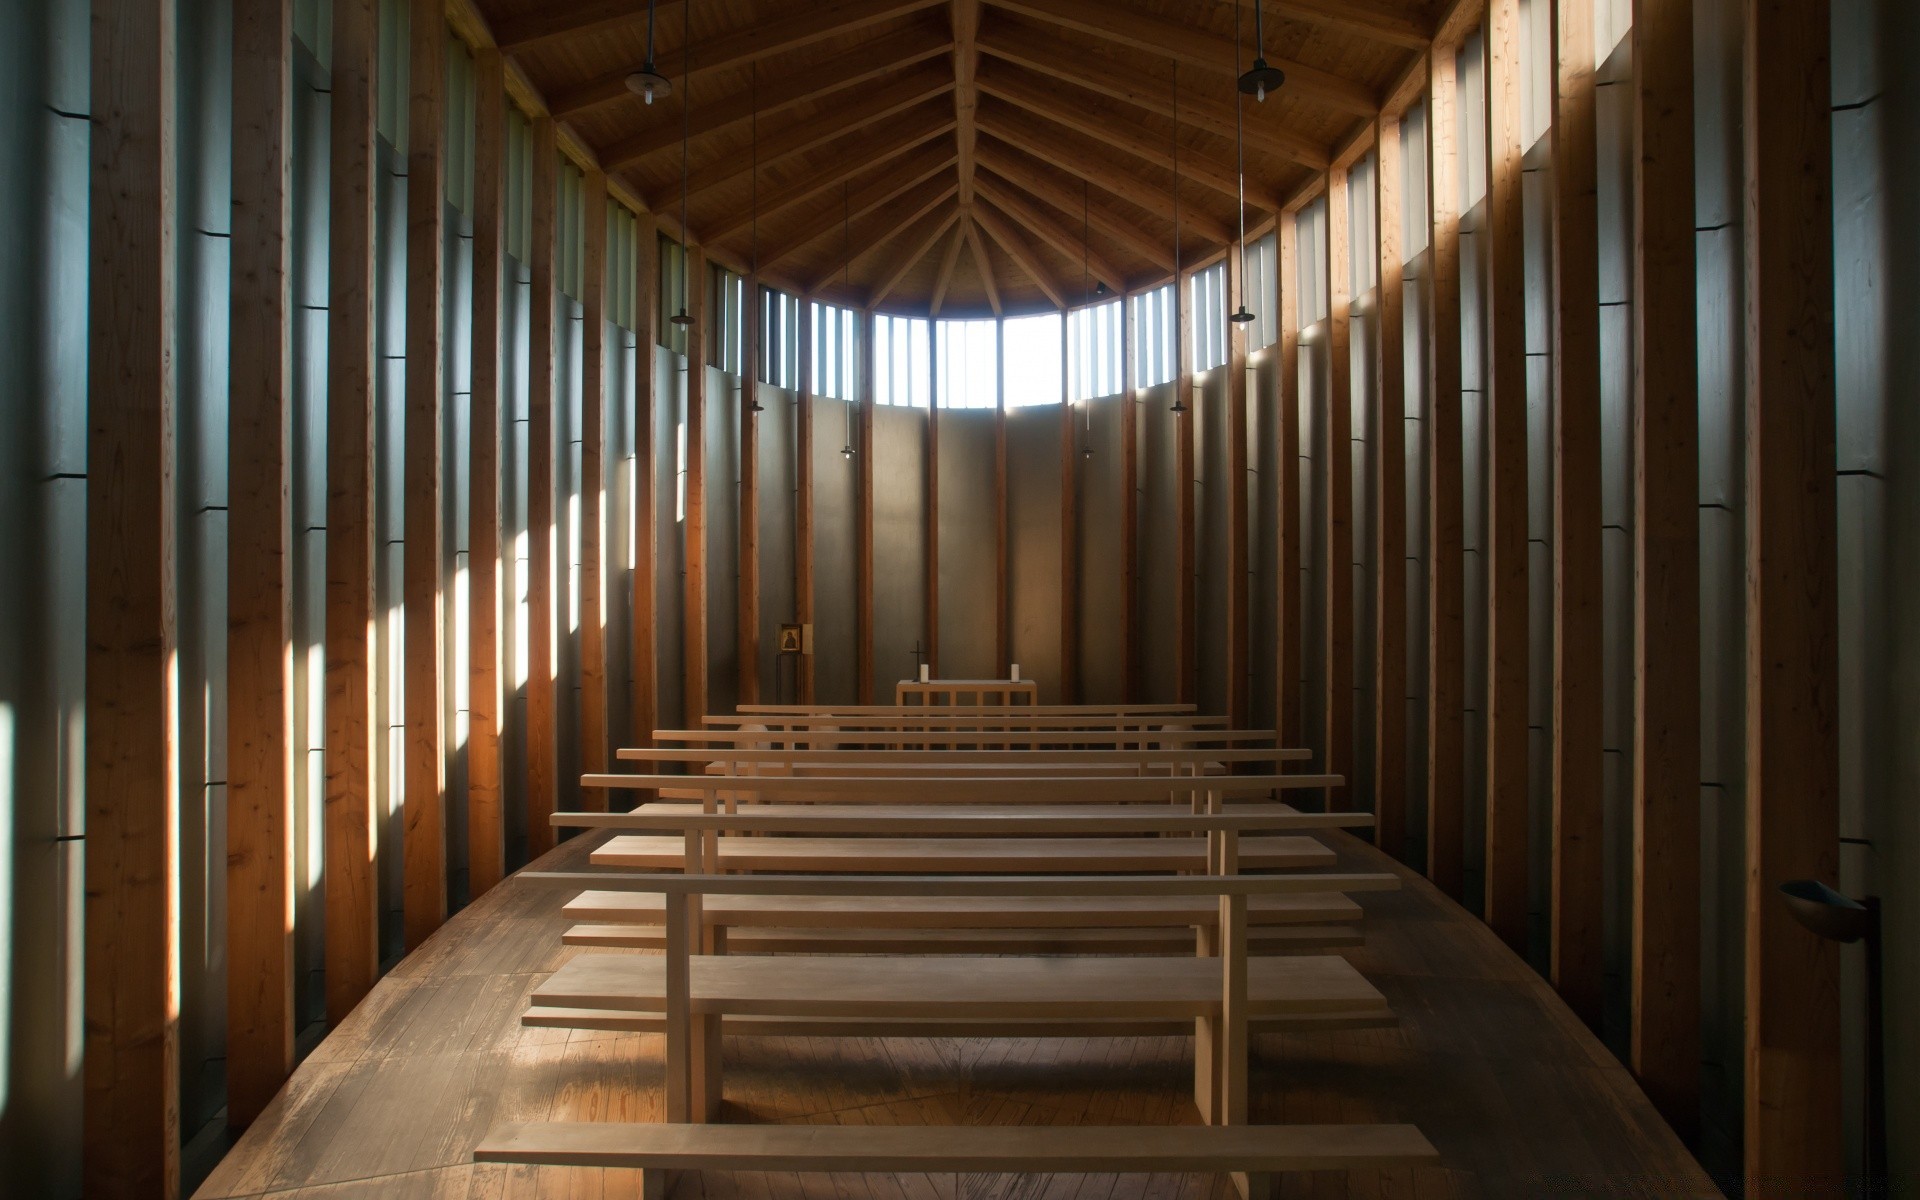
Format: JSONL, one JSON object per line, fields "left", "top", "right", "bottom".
{"left": 683, "top": 246, "right": 710, "bottom": 722}
{"left": 1225, "top": 250, "right": 1250, "bottom": 731}
{"left": 1630, "top": 0, "right": 1701, "bottom": 1132}
{"left": 856, "top": 311, "right": 876, "bottom": 703}
{"left": 630, "top": 213, "right": 660, "bottom": 766}
{"left": 796, "top": 300, "right": 816, "bottom": 702}
{"left": 1744, "top": 0, "right": 1842, "bottom": 1187}
{"left": 401, "top": 0, "right": 447, "bottom": 948}
{"left": 1276, "top": 219, "right": 1302, "bottom": 750}
{"left": 738, "top": 276, "right": 762, "bottom": 704}
{"left": 226, "top": 0, "right": 295, "bottom": 1128}
{"left": 926, "top": 342, "right": 941, "bottom": 675}
{"left": 578, "top": 173, "right": 610, "bottom": 810}
{"left": 1325, "top": 168, "right": 1354, "bottom": 810}
{"left": 84, "top": 0, "right": 179, "bottom": 1188}
{"left": 1549, "top": 0, "right": 1605, "bottom": 1030}
{"left": 1060, "top": 325, "right": 1080, "bottom": 703}
{"left": 1425, "top": 45, "right": 1467, "bottom": 897}
{"left": 467, "top": 49, "right": 506, "bottom": 896}
{"left": 1483, "top": 0, "right": 1530, "bottom": 951}
{"left": 323, "top": 0, "right": 381, "bottom": 1021}
{"left": 526, "top": 117, "right": 559, "bottom": 856}
{"left": 995, "top": 321, "right": 1011, "bottom": 671}
{"left": 1176, "top": 268, "right": 1197, "bottom": 705}
{"left": 1121, "top": 292, "right": 1140, "bottom": 703}
{"left": 1374, "top": 118, "right": 1409, "bottom": 858}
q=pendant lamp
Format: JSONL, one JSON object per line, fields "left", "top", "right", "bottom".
{"left": 625, "top": 0, "right": 672, "bottom": 104}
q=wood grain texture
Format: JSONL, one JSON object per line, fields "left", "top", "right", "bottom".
{"left": 1423, "top": 45, "right": 1466, "bottom": 898}
{"left": 527, "top": 117, "right": 560, "bottom": 857}
{"left": 856, "top": 311, "right": 877, "bottom": 703}
{"left": 796, "top": 298, "right": 817, "bottom": 702}
{"left": 1226, "top": 250, "right": 1250, "bottom": 731}
{"left": 683, "top": 244, "right": 710, "bottom": 723}
{"left": 1548, "top": 0, "right": 1605, "bottom": 1031}
{"left": 1276, "top": 218, "right": 1303, "bottom": 751}
{"left": 225, "top": 0, "right": 296, "bottom": 1129}
{"left": 84, "top": 0, "right": 179, "bottom": 1189}
{"left": 738, "top": 273, "right": 762, "bottom": 704}
{"left": 1324, "top": 167, "right": 1354, "bottom": 812}
{"left": 1482, "top": 0, "right": 1529, "bottom": 953}
{"left": 402, "top": 0, "right": 448, "bottom": 950}
{"left": 1059, "top": 333, "right": 1081, "bottom": 702}
{"left": 322, "top": 0, "right": 381, "bottom": 1025}
{"left": 1743, "top": 0, "right": 1843, "bottom": 1187}
{"left": 578, "top": 173, "right": 611, "bottom": 810}
{"left": 1121, "top": 291, "right": 1141, "bottom": 701}
{"left": 1177, "top": 267, "right": 1198, "bottom": 705}
{"left": 1372, "top": 118, "right": 1408, "bottom": 860}
{"left": 630, "top": 211, "right": 661, "bottom": 776}
{"left": 1629, "top": 0, "right": 1701, "bottom": 1134}
{"left": 468, "top": 50, "right": 507, "bottom": 892}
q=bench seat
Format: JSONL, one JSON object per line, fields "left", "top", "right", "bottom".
{"left": 518, "top": 1007, "right": 1396, "bottom": 1036}
{"left": 562, "top": 888, "right": 1363, "bottom": 928}
{"left": 474, "top": 1120, "right": 1440, "bottom": 1173}
{"left": 560, "top": 924, "right": 1363, "bottom": 954}
{"left": 534, "top": 952, "right": 1390, "bottom": 1020}
{"left": 590, "top": 834, "right": 1334, "bottom": 872}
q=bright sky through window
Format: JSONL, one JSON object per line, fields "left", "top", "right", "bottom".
{"left": 1002, "top": 313, "right": 1062, "bottom": 407}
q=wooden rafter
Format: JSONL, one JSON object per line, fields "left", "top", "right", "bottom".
{"left": 1224, "top": 0, "right": 1432, "bottom": 50}
{"left": 955, "top": 0, "right": 982, "bottom": 204}
{"left": 654, "top": 70, "right": 953, "bottom": 209}
{"left": 975, "top": 66, "right": 1262, "bottom": 209}
{"left": 813, "top": 176, "right": 963, "bottom": 295}
{"left": 973, "top": 174, "right": 1123, "bottom": 295}
{"left": 695, "top": 110, "right": 957, "bottom": 243}
{"left": 967, "top": 218, "right": 1003, "bottom": 313}
{"left": 990, "top": 0, "right": 1379, "bottom": 117}
{"left": 976, "top": 15, "right": 1329, "bottom": 168}
{"left": 975, "top": 108, "right": 1234, "bottom": 243}
{"left": 596, "top": 24, "right": 953, "bottom": 165}
{"left": 507, "top": 0, "right": 940, "bottom": 64}
{"left": 973, "top": 147, "right": 1171, "bottom": 269}
{"left": 972, "top": 196, "right": 1069, "bottom": 307}
{"left": 871, "top": 204, "right": 965, "bottom": 307}
{"left": 929, "top": 220, "right": 969, "bottom": 313}
{"left": 754, "top": 144, "right": 958, "bottom": 266}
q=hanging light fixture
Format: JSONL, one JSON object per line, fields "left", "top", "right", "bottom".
{"left": 748, "top": 63, "right": 764, "bottom": 411}
{"left": 1237, "top": 0, "right": 1286, "bottom": 102}
{"left": 669, "top": 13, "right": 694, "bottom": 328}
{"left": 1230, "top": 0, "right": 1257, "bottom": 326}
{"left": 625, "top": 0, "right": 672, "bottom": 104}
{"left": 1169, "top": 59, "right": 1186, "bottom": 415}
{"left": 841, "top": 181, "right": 856, "bottom": 461}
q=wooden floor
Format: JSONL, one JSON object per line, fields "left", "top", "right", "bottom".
{"left": 194, "top": 834, "right": 1721, "bottom": 1200}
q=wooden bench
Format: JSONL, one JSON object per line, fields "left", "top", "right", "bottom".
{"left": 589, "top": 833, "right": 1335, "bottom": 872}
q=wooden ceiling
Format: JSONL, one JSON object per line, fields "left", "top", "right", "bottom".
{"left": 470, "top": 0, "right": 1447, "bottom": 316}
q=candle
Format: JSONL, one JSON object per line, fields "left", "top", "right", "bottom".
{"left": 1010, "top": 663, "right": 1020, "bottom": 681}
{"left": 919, "top": 663, "right": 930, "bottom": 682}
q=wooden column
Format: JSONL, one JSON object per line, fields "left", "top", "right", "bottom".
{"left": 856, "top": 311, "right": 876, "bottom": 702}
{"left": 1484, "top": 0, "right": 1530, "bottom": 951}
{"left": 1121, "top": 292, "right": 1140, "bottom": 702}
{"left": 1744, "top": 0, "right": 1842, "bottom": 1186}
{"left": 526, "top": 118, "right": 559, "bottom": 856}
{"left": 1060, "top": 324, "right": 1080, "bottom": 703}
{"left": 738, "top": 275, "right": 762, "bottom": 704}
{"left": 1325, "top": 169, "right": 1354, "bottom": 809}
{"left": 1276, "top": 218, "right": 1303, "bottom": 750}
{"left": 796, "top": 300, "right": 816, "bottom": 702}
{"left": 226, "top": 0, "right": 295, "bottom": 1129}
{"left": 683, "top": 246, "right": 710, "bottom": 722}
{"left": 1176, "top": 268, "right": 1198, "bottom": 704}
{"left": 578, "top": 173, "right": 611, "bottom": 809}
{"left": 467, "top": 49, "right": 506, "bottom": 892}
{"left": 1425, "top": 46, "right": 1467, "bottom": 897}
{"left": 926, "top": 339, "right": 941, "bottom": 675}
{"left": 1630, "top": 0, "right": 1701, "bottom": 1132}
{"left": 1549, "top": 0, "right": 1605, "bottom": 1028}
{"left": 401, "top": 0, "right": 447, "bottom": 947}
{"left": 1226, "top": 250, "right": 1251, "bottom": 731}
{"left": 1374, "top": 119, "right": 1409, "bottom": 858}
{"left": 84, "top": 0, "right": 178, "bottom": 1189}
{"left": 323, "top": 0, "right": 380, "bottom": 1021}
{"left": 630, "top": 213, "right": 660, "bottom": 767}
{"left": 995, "top": 321, "right": 1011, "bottom": 671}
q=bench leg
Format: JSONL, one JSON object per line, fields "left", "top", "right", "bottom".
{"left": 690, "top": 1014, "right": 724, "bottom": 1122}
{"left": 1193, "top": 924, "right": 1219, "bottom": 1124}
{"left": 1233, "top": 1172, "right": 1274, "bottom": 1200}
{"left": 640, "top": 1168, "right": 669, "bottom": 1200}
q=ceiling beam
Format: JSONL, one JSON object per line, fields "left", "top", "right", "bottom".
{"left": 1382, "top": 0, "right": 1486, "bottom": 114}
{"left": 974, "top": 144, "right": 1172, "bottom": 269}
{"left": 596, "top": 24, "right": 953, "bottom": 165}
{"left": 752, "top": 144, "right": 958, "bottom": 265}
{"left": 653, "top": 72, "right": 953, "bottom": 208}
{"left": 975, "top": 66, "right": 1266, "bottom": 210}
{"left": 1222, "top": 0, "right": 1431, "bottom": 51}
{"left": 973, "top": 174, "right": 1124, "bottom": 295}
{"left": 954, "top": 0, "right": 982, "bottom": 204}
{"left": 810, "top": 177, "right": 962, "bottom": 294}
{"left": 537, "top": 0, "right": 946, "bottom": 116}
{"left": 987, "top": 0, "right": 1379, "bottom": 117}
{"left": 976, "top": 16, "right": 1329, "bottom": 169}
{"left": 930, "top": 221, "right": 969, "bottom": 314}
{"left": 975, "top": 109, "right": 1236, "bottom": 243}
{"left": 684, "top": 110, "right": 957, "bottom": 243}
{"left": 973, "top": 197, "right": 1070, "bottom": 307}
{"left": 965, "top": 219, "right": 1003, "bottom": 314}
{"left": 871, "top": 205, "right": 966, "bottom": 307}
